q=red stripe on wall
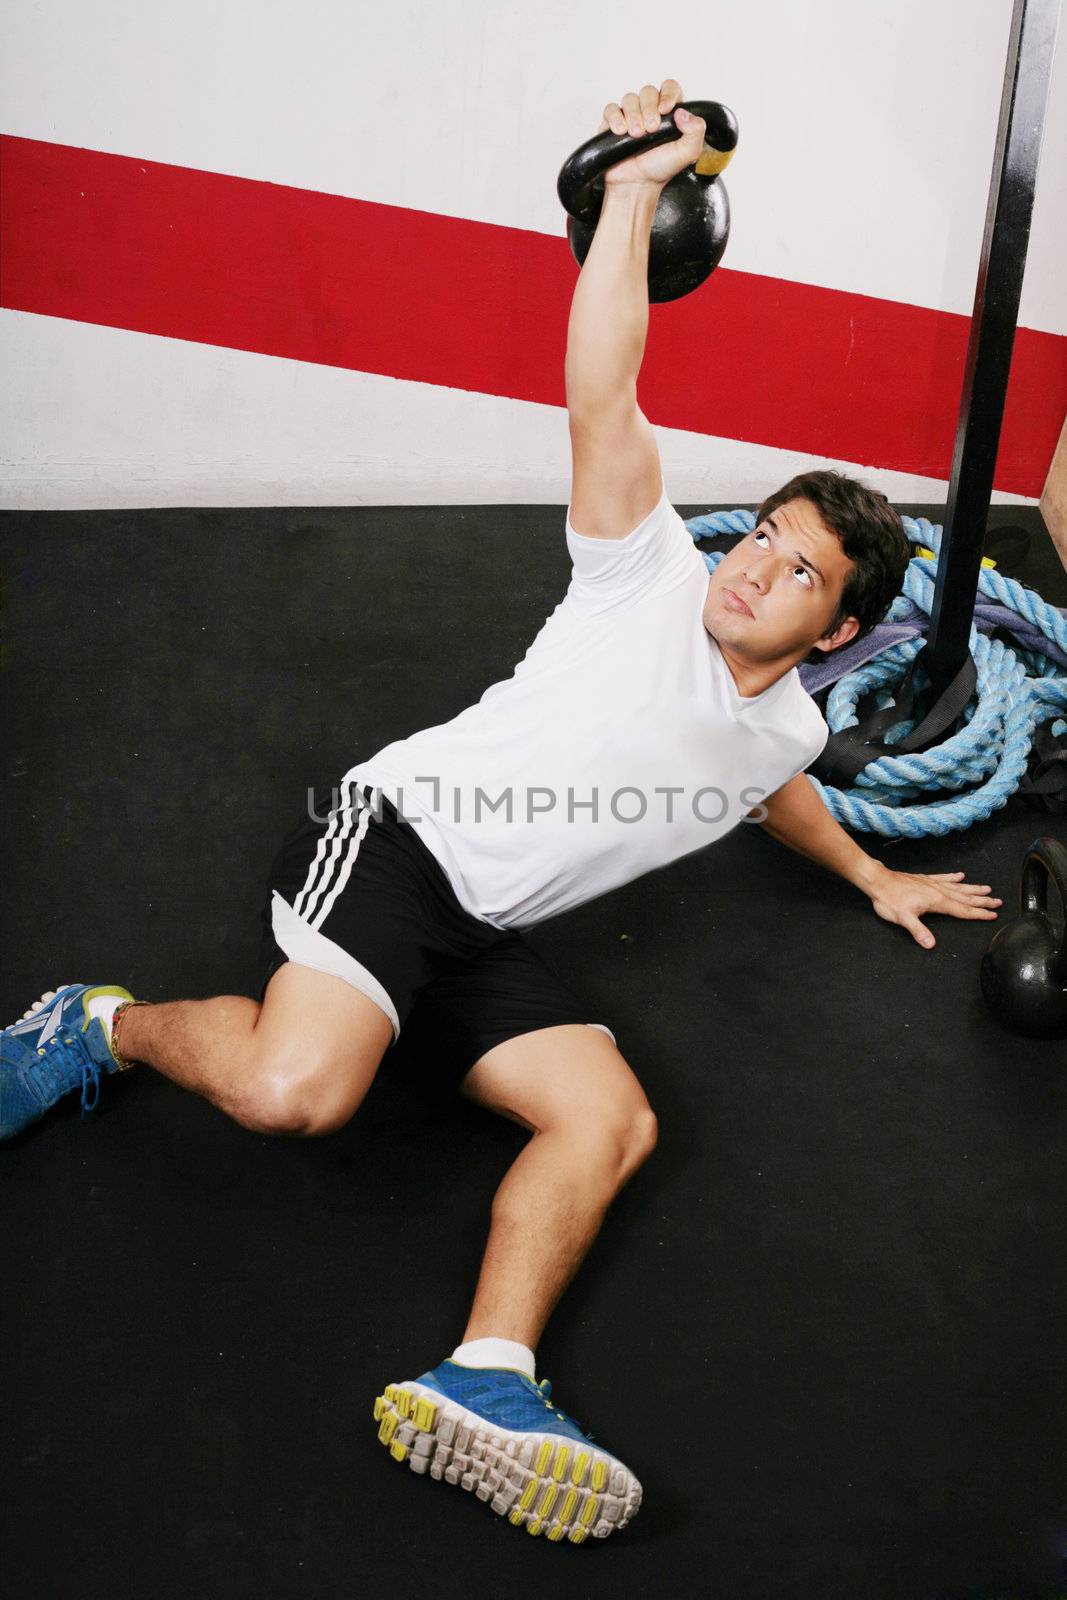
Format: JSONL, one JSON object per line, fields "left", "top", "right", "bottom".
{"left": 2, "top": 134, "right": 1064, "bottom": 497}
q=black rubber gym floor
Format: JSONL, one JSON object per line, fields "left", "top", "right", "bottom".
{"left": 2, "top": 502, "right": 1065, "bottom": 1600}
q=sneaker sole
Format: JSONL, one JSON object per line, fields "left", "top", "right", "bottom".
{"left": 372, "top": 1379, "right": 642, "bottom": 1543}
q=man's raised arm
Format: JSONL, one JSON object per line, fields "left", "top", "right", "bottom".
{"left": 564, "top": 183, "right": 660, "bottom": 420}
{"left": 562, "top": 87, "right": 706, "bottom": 541}
{"left": 564, "top": 185, "right": 665, "bottom": 541}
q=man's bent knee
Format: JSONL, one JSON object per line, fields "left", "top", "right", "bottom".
{"left": 228, "top": 1074, "right": 332, "bottom": 1136}
{"left": 237, "top": 1074, "right": 352, "bottom": 1137}
{"left": 233, "top": 1035, "right": 388, "bottom": 1137}
{"left": 619, "top": 1105, "right": 658, "bottom": 1180}
{"left": 573, "top": 1100, "right": 658, "bottom": 1188}
{"left": 634, "top": 1105, "right": 659, "bottom": 1160}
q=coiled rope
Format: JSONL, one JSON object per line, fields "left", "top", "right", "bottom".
{"left": 685, "top": 509, "right": 1067, "bottom": 838}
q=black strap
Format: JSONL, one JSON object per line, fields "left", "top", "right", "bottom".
{"left": 808, "top": 651, "right": 978, "bottom": 786}
{"left": 1018, "top": 720, "right": 1067, "bottom": 814}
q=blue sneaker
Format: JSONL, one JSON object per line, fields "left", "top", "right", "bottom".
{"left": 372, "top": 1359, "right": 642, "bottom": 1543}
{"left": 1, "top": 983, "right": 137, "bottom": 1142}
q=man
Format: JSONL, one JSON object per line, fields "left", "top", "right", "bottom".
{"left": 1, "top": 80, "right": 1001, "bottom": 1545}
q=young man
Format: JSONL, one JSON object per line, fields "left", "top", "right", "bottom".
{"left": 1, "top": 81, "right": 1001, "bottom": 1545}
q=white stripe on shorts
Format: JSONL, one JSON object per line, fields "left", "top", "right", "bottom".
{"left": 309, "top": 783, "right": 375, "bottom": 930}
{"left": 295, "top": 778, "right": 369, "bottom": 925}
{"left": 294, "top": 786, "right": 346, "bottom": 921}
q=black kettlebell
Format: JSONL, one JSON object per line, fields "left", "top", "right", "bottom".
{"left": 979, "top": 836, "right": 1067, "bottom": 1039}
{"left": 557, "top": 100, "right": 739, "bottom": 303}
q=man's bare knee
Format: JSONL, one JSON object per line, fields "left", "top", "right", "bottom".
{"left": 461, "top": 1025, "right": 657, "bottom": 1188}
{"left": 610, "top": 1102, "right": 658, "bottom": 1183}
{"left": 556, "top": 1096, "right": 658, "bottom": 1188}
{"left": 224, "top": 1069, "right": 300, "bottom": 1136}
{"left": 233, "top": 1037, "right": 384, "bottom": 1137}
{"left": 628, "top": 1104, "right": 658, "bottom": 1166}
{"left": 235, "top": 1074, "right": 344, "bottom": 1137}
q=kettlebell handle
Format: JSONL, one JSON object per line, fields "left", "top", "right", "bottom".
{"left": 1021, "top": 835, "right": 1067, "bottom": 986}
{"left": 557, "top": 99, "right": 740, "bottom": 225}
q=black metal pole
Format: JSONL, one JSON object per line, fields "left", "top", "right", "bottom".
{"left": 923, "top": 0, "right": 1061, "bottom": 700}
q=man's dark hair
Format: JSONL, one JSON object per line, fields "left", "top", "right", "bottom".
{"left": 754, "top": 469, "right": 911, "bottom": 663}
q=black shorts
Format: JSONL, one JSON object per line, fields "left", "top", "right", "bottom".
{"left": 257, "top": 778, "right": 616, "bottom": 1092}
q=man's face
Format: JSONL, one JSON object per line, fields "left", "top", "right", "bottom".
{"left": 702, "top": 496, "right": 860, "bottom": 668}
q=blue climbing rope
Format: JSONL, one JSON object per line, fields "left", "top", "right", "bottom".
{"left": 685, "top": 509, "right": 1067, "bottom": 838}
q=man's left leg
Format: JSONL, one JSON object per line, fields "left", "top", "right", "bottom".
{"left": 372, "top": 1023, "right": 656, "bottom": 1543}
{"left": 456, "top": 1022, "right": 658, "bottom": 1351}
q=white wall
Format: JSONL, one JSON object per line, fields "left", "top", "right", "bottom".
{"left": 1, "top": 0, "right": 1063, "bottom": 510}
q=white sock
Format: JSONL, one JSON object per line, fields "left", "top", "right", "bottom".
{"left": 86, "top": 993, "right": 127, "bottom": 1043}
{"left": 450, "top": 1337, "right": 536, "bottom": 1381}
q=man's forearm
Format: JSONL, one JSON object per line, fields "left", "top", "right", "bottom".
{"left": 755, "top": 773, "right": 886, "bottom": 896}
{"left": 565, "top": 183, "right": 662, "bottom": 413}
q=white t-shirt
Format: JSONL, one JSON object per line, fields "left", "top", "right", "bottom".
{"left": 348, "top": 487, "right": 829, "bottom": 929}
